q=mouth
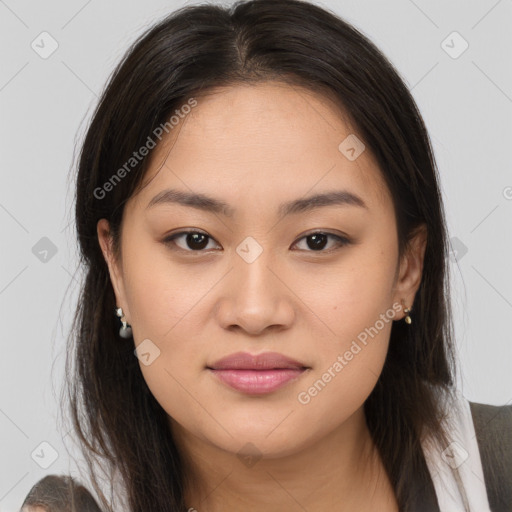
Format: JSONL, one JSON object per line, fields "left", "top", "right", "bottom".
{"left": 207, "top": 351, "right": 310, "bottom": 395}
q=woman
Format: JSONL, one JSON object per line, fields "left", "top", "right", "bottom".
{"left": 23, "top": 0, "right": 512, "bottom": 511}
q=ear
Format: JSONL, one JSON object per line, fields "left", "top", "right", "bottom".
{"left": 392, "top": 223, "right": 427, "bottom": 319}
{"left": 97, "top": 218, "right": 131, "bottom": 321}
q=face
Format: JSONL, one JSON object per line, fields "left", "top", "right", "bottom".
{"left": 98, "top": 82, "right": 426, "bottom": 460}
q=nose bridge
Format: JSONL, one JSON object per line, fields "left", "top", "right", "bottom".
{"left": 233, "top": 234, "right": 279, "bottom": 305}
{"left": 216, "top": 234, "right": 294, "bottom": 334}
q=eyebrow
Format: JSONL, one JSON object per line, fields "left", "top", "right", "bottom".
{"left": 146, "top": 188, "right": 368, "bottom": 217}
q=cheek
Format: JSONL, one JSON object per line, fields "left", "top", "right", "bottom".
{"left": 293, "top": 300, "right": 394, "bottom": 443}
{"left": 122, "top": 243, "right": 217, "bottom": 341}
{"left": 290, "top": 335, "right": 388, "bottom": 452}
{"left": 289, "top": 239, "right": 397, "bottom": 410}
{"left": 294, "top": 242, "right": 398, "bottom": 343}
{"left": 120, "top": 245, "right": 216, "bottom": 419}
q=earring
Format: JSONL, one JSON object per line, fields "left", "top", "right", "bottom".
{"left": 115, "top": 307, "right": 132, "bottom": 338}
{"left": 401, "top": 300, "right": 412, "bottom": 325}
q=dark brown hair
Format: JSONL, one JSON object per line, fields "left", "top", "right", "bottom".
{"left": 63, "top": 0, "right": 461, "bottom": 510}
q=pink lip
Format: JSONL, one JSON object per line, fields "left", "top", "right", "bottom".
{"left": 207, "top": 351, "right": 309, "bottom": 395}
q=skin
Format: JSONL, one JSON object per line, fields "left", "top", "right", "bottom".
{"left": 98, "top": 82, "right": 427, "bottom": 512}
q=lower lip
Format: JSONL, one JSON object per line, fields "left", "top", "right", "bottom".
{"left": 209, "top": 368, "right": 306, "bottom": 394}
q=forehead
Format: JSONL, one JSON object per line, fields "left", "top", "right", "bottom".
{"left": 131, "top": 82, "right": 392, "bottom": 216}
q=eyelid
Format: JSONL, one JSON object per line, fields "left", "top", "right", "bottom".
{"left": 163, "top": 229, "right": 221, "bottom": 252}
{"left": 292, "top": 230, "right": 351, "bottom": 253}
{"left": 162, "top": 229, "right": 352, "bottom": 253}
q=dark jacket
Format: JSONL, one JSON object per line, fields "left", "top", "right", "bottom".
{"left": 407, "top": 401, "right": 512, "bottom": 512}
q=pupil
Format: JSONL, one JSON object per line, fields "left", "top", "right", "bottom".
{"left": 308, "top": 234, "right": 327, "bottom": 250}
{"left": 187, "top": 233, "right": 208, "bottom": 250}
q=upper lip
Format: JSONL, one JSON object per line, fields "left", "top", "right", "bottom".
{"left": 208, "top": 351, "right": 308, "bottom": 370}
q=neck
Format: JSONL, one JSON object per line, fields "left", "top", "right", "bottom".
{"left": 171, "top": 407, "right": 399, "bottom": 512}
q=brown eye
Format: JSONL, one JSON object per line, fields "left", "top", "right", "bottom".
{"left": 292, "top": 232, "right": 351, "bottom": 252}
{"left": 163, "top": 230, "right": 351, "bottom": 254}
{"left": 164, "top": 231, "right": 221, "bottom": 252}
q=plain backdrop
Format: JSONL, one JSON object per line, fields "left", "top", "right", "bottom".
{"left": 1, "top": 0, "right": 511, "bottom": 510}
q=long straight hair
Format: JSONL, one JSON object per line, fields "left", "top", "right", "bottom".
{"left": 65, "top": 0, "right": 461, "bottom": 510}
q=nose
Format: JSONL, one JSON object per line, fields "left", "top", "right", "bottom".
{"left": 214, "top": 248, "right": 296, "bottom": 336}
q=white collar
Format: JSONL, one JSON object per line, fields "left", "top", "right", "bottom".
{"left": 420, "top": 388, "right": 492, "bottom": 512}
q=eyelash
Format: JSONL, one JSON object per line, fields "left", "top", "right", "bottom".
{"left": 162, "top": 230, "right": 352, "bottom": 254}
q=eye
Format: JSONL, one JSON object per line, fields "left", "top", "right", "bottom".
{"left": 292, "top": 231, "right": 351, "bottom": 252}
{"left": 162, "top": 230, "right": 352, "bottom": 253}
{"left": 163, "top": 230, "right": 221, "bottom": 252}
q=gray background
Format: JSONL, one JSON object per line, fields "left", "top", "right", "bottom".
{"left": 1, "top": 0, "right": 511, "bottom": 510}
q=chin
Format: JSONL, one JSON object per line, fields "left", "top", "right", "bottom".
{"left": 207, "top": 424, "right": 314, "bottom": 461}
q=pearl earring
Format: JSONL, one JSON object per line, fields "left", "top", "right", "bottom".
{"left": 115, "top": 307, "right": 132, "bottom": 338}
{"left": 401, "top": 300, "right": 412, "bottom": 324}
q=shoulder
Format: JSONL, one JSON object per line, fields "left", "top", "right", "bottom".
{"left": 469, "top": 401, "right": 512, "bottom": 512}
{"left": 20, "top": 474, "right": 103, "bottom": 512}
{"left": 469, "top": 401, "right": 512, "bottom": 452}
{"left": 469, "top": 400, "right": 512, "bottom": 422}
